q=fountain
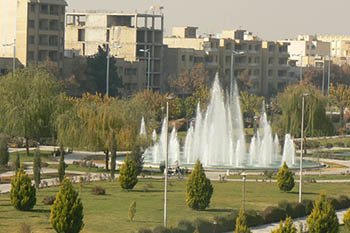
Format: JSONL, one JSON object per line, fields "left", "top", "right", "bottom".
{"left": 139, "top": 116, "right": 147, "bottom": 136}
{"left": 143, "top": 74, "right": 317, "bottom": 169}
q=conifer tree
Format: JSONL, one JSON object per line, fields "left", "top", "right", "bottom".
{"left": 271, "top": 217, "right": 297, "bottom": 233}
{"left": 344, "top": 208, "right": 350, "bottom": 231}
{"left": 306, "top": 194, "right": 339, "bottom": 233}
{"left": 0, "top": 136, "right": 9, "bottom": 166}
{"left": 33, "top": 150, "right": 41, "bottom": 189}
{"left": 50, "top": 179, "right": 84, "bottom": 233}
{"left": 10, "top": 169, "right": 36, "bottom": 211}
{"left": 118, "top": 155, "right": 138, "bottom": 190}
{"left": 234, "top": 208, "right": 251, "bottom": 233}
{"left": 58, "top": 147, "right": 65, "bottom": 183}
{"left": 110, "top": 133, "right": 117, "bottom": 180}
{"left": 186, "top": 159, "right": 213, "bottom": 210}
{"left": 14, "top": 152, "right": 20, "bottom": 172}
{"left": 277, "top": 162, "right": 295, "bottom": 192}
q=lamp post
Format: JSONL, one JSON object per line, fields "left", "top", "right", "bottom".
{"left": 230, "top": 50, "right": 245, "bottom": 94}
{"left": 299, "top": 93, "right": 309, "bottom": 203}
{"left": 139, "top": 48, "right": 151, "bottom": 90}
{"left": 241, "top": 171, "right": 247, "bottom": 211}
{"left": 327, "top": 56, "right": 331, "bottom": 97}
{"left": 106, "top": 43, "right": 121, "bottom": 97}
{"left": 2, "top": 39, "right": 16, "bottom": 77}
{"left": 322, "top": 56, "right": 325, "bottom": 95}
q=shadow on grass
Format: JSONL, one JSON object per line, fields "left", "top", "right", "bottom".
{"left": 130, "top": 189, "right": 169, "bottom": 193}
{"left": 205, "top": 208, "right": 233, "bottom": 213}
{"left": 289, "top": 191, "right": 318, "bottom": 195}
{"left": 30, "top": 208, "right": 50, "bottom": 214}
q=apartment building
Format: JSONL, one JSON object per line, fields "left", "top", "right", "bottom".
{"left": 0, "top": 0, "right": 66, "bottom": 70}
{"left": 65, "top": 12, "right": 164, "bottom": 91}
{"left": 318, "top": 35, "right": 350, "bottom": 65}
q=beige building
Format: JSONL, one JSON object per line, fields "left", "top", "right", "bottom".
{"left": 318, "top": 35, "right": 350, "bottom": 65}
{"left": 0, "top": 0, "right": 66, "bottom": 70}
{"left": 65, "top": 12, "right": 164, "bottom": 91}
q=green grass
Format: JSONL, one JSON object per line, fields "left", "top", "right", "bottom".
{"left": 9, "top": 150, "right": 55, "bottom": 163}
{"left": 340, "top": 225, "right": 350, "bottom": 233}
{"left": 1, "top": 179, "right": 350, "bottom": 233}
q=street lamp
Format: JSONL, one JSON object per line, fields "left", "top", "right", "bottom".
{"left": 299, "top": 93, "right": 309, "bottom": 203}
{"left": 241, "top": 171, "right": 247, "bottom": 211}
{"left": 106, "top": 43, "right": 122, "bottom": 97}
{"left": 139, "top": 48, "right": 151, "bottom": 90}
{"left": 2, "top": 39, "right": 16, "bottom": 77}
{"left": 230, "top": 50, "right": 245, "bottom": 94}
{"left": 326, "top": 56, "right": 331, "bottom": 97}
{"left": 163, "top": 94, "right": 175, "bottom": 227}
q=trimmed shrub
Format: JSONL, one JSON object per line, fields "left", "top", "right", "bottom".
{"left": 338, "top": 195, "right": 350, "bottom": 209}
{"left": 119, "top": 155, "right": 138, "bottom": 190}
{"left": 137, "top": 228, "right": 153, "bottom": 233}
{"left": 186, "top": 160, "right": 213, "bottom": 211}
{"left": 327, "top": 197, "right": 341, "bottom": 210}
{"left": 193, "top": 218, "right": 213, "bottom": 233}
{"left": 177, "top": 220, "right": 195, "bottom": 233}
{"left": 306, "top": 194, "right": 339, "bottom": 233}
{"left": 10, "top": 169, "right": 36, "bottom": 211}
{"left": 302, "top": 199, "right": 314, "bottom": 215}
{"left": 91, "top": 186, "right": 106, "bottom": 195}
{"left": 277, "top": 162, "right": 295, "bottom": 192}
{"left": 153, "top": 226, "right": 171, "bottom": 233}
{"left": 245, "top": 210, "right": 264, "bottom": 227}
{"left": 234, "top": 208, "right": 251, "bottom": 233}
{"left": 50, "top": 179, "right": 84, "bottom": 233}
{"left": 271, "top": 216, "right": 297, "bottom": 233}
{"left": 42, "top": 195, "right": 56, "bottom": 205}
{"left": 289, "top": 202, "right": 306, "bottom": 218}
{"left": 344, "top": 208, "right": 350, "bottom": 231}
{"left": 278, "top": 200, "right": 293, "bottom": 216}
{"left": 261, "top": 206, "right": 286, "bottom": 223}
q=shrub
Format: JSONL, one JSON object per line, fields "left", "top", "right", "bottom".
{"left": 277, "top": 162, "right": 295, "bottom": 192}
{"left": 177, "top": 220, "right": 195, "bottom": 233}
{"left": 327, "top": 197, "right": 341, "bottom": 210}
{"left": 137, "top": 228, "right": 153, "bottom": 233}
{"left": 193, "top": 218, "right": 213, "bottom": 233}
{"left": 50, "top": 179, "right": 84, "bottom": 233}
{"left": 10, "top": 169, "right": 36, "bottom": 211}
{"left": 278, "top": 200, "right": 293, "bottom": 216}
{"left": 338, "top": 195, "right": 350, "bottom": 209}
{"left": 91, "top": 186, "right": 106, "bottom": 195}
{"left": 119, "top": 155, "right": 138, "bottom": 190}
{"left": 234, "top": 208, "right": 251, "bottom": 233}
{"left": 344, "top": 208, "right": 350, "bottom": 231}
{"left": 261, "top": 206, "right": 286, "bottom": 223}
{"left": 325, "top": 142, "right": 333, "bottom": 149}
{"left": 213, "top": 214, "right": 236, "bottom": 232}
{"left": 42, "top": 195, "right": 56, "bottom": 205}
{"left": 153, "top": 226, "right": 171, "bottom": 233}
{"left": 302, "top": 199, "right": 314, "bottom": 215}
{"left": 0, "top": 136, "right": 9, "bottom": 166}
{"left": 128, "top": 201, "right": 136, "bottom": 221}
{"left": 245, "top": 210, "right": 264, "bottom": 227}
{"left": 186, "top": 160, "right": 213, "bottom": 210}
{"left": 271, "top": 216, "right": 297, "bottom": 233}
{"left": 306, "top": 194, "right": 339, "bottom": 233}
{"left": 289, "top": 202, "right": 306, "bottom": 218}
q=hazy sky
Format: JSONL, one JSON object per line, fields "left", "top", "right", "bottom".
{"left": 66, "top": 0, "right": 349, "bottom": 40}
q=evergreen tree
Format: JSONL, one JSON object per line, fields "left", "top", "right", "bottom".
{"left": 50, "top": 179, "right": 84, "bottom": 233}
{"left": 128, "top": 201, "right": 136, "bottom": 222}
{"left": 14, "top": 152, "right": 20, "bottom": 172}
{"left": 118, "top": 155, "right": 138, "bottom": 190}
{"left": 186, "top": 160, "right": 213, "bottom": 210}
{"left": 58, "top": 147, "right": 65, "bottom": 183}
{"left": 110, "top": 133, "right": 117, "bottom": 180}
{"left": 234, "top": 208, "right": 251, "bottom": 233}
{"left": 277, "top": 162, "right": 295, "bottom": 192}
{"left": 10, "top": 169, "right": 36, "bottom": 211}
{"left": 129, "top": 141, "right": 144, "bottom": 176}
{"left": 33, "top": 150, "right": 41, "bottom": 189}
{"left": 306, "top": 194, "right": 339, "bottom": 233}
{"left": 271, "top": 217, "right": 297, "bottom": 233}
{"left": 0, "top": 136, "right": 9, "bottom": 166}
{"left": 343, "top": 208, "right": 350, "bottom": 231}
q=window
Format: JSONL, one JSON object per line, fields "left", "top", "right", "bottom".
{"left": 189, "top": 55, "right": 193, "bottom": 62}
{"left": 49, "top": 20, "right": 59, "bottom": 30}
{"left": 40, "top": 4, "right": 49, "bottom": 14}
{"left": 28, "top": 51, "right": 34, "bottom": 61}
{"left": 38, "top": 50, "right": 47, "bottom": 61}
{"left": 50, "top": 5, "right": 59, "bottom": 15}
{"left": 39, "top": 19, "right": 49, "bottom": 30}
{"left": 39, "top": 35, "right": 48, "bottom": 45}
{"left": 30, "top": 4, "right": 35, "bottom": 12}
{"left": 181, "top": 55, "right": 186, "bottom": 61}
{"left": 268, "top": 70, "right": 273, "bottom": 76}
{"left": 78, "top": 29, "right": 85, "bottom": 42}
{"left": 28, "top": 20, "right": 35, "bottom": 28}
{"left": 49, "top": 36, "right": 58, "bottom": 46}
{"left": 28, "top": 36, "right": 35, "bottom": 44}
{"left": 49, "top": 51, "right": 58, "bottom": 61}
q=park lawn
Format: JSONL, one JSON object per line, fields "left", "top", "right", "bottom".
{"left": 9, "top": 150, "right": 55, "bottom": 163}
{"left": 1, "top": 179, "right": 350, "bottom": 233}
{"left": 341, "top": 225, "right": 350, "bottom": 233}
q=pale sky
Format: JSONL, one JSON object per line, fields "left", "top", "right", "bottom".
{"left": 66, "top": 0, "right": 350, "bottom": 40}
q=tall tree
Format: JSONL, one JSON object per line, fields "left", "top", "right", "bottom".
{"left": 110, "top": 133, "right": 117, "bottom": 180}
{"left": 33, "top": 150, "right": 41, "bottom": 189}
{"left": 240, "top": 91, "right": 264, "bottom": 120}
{"left": 234, "top": 208, "right": 251, "bottom": 233}
{"left": 58, "top": 147, "right": 66, "bottom": 183}
{"left": 0, "top": 136, "right": 9, "bottom": 167}
{"left": 10, "top": 169, "right": 36, "bottom": 211}
{"left": 329, "top": 83, "right": 350, "bottom": 127}
{"left": 0, "top": 65, "right": 61, "bottom": 156}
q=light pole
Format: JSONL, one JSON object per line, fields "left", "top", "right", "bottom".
{"left": 322, "top": 56, "right": 325, "bottom": 95}
{"left": 241, "top": 172, "right": 247, "bottom": 211}
{"left": 327, "top": 56, "right": 331, "bottom": 96}
{"left": 139, "top": 48, "right": 151, "bottom": 90}
{"left": 230, "top": 50, "right": 245, "bottom": 95}
{"left": 106, "top": 43, "right": 121, "bottom": 97}
{"left": 299, "top": 93, "right": 309, "bottom": 203}
{"left": 2, "top": 39, "right": 16, "bottom": 77}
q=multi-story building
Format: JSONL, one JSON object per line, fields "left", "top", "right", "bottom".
{"left": 318, "top": 35, "right": 350, "bottom": 65}
{"left": 0, "top": 0, "right": 67, "bottom": 70}
{"left": 65, "top": 11, "right": 164, "bottom": 91}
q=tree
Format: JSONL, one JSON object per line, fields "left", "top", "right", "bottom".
{"left": 0, "top": 65, "right": 61, "bottom": 157}
{"left": 86, "top": 45, "right": 122, "bottom": 96}
{"left": 0, "top": 136, "right": 9, "bottom": 166}
{"left": 33, "top": 150, "right": 41, "bottom": 189}
{"left": 344, "top": 208, "right": 350, "bottom": 231}
{"left": 306, "top": 194, "right": 339, "bottom": 233}
{"left": 329, "top": 83, "right": 350, "bottom": 127}
{"left": 110, "top": 133, "right": 117, "bottom": 180}
{"left": 128, "top": 201, "right": 136, "bottom": 222}
{"left": 186, "top": 160, "right": 213, "bottom": 210}
{"left": 14, "top": 153, "right": 20, "bottom": 172}
{"left": 10, "top": 169, "right": 36, "bottom": 211}
{"left": 58, "top": 147, "right": 65, "bottom": 183}
{"left": 234, "top": 208, "right": 251, "bottom": 233}
{"left": 277, "top": 162, "right": 295, "bottom": 192}
{"left": 240, "top": 91, "right": 264, "bottom": 123}
{"left": 129, "top": 142, "right": 144, "bottom": 176}
{"left": 50, "top": 179, "right": 84, "bottom": 233}
{"left": 118, "top": 155, "right": 138, "bottom": 190}
{"left": 271, "top": 217, "right": 297, "bottom": 233}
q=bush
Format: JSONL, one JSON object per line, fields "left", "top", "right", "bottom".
{"left": 50, "top": 179, "right": 84, "bottom": 233}
{"left": 10, "top": 169, "right": 36, "bottom": 211}
{"left": 159, "top": 161, "right": 165, "bottom": 173}
{"left": 302, "top": 199, "right": 314, "bottom": 215}
{"left": 289, "top": 202, "right": 306, "bottom": 218}
{"left": 119, "top": 155, "right": 138, "bottom": 190}
{"left": 245, "top": 210, "right": 264, "bottom": 227}
{"left": 334, "top": 141, "right": 345, "bottom": 147}
{"left": 277, "top": 162, "right": 295, "bottom": 192}
{"left": 327, "top": 197, "right": 341, "bottom": 210}
{"left": 344, "top": 208, "right": 350, "bottom": 231}
{"left": 91, "top": 186, "right": 106, "bottom": 195}
{"left": 306, "top": 194, "right": 339, "bottom": 233}
{"left": 0, "top": 136, "right": 9, "bottom": 166}
{"left": 271, "top": 217, "right": 297, "bottom": 233}
{"left": 42, "top": 195, "right": 56, "bottom": 205}
{"left": 261, "top": 206, "right": 286, "bottom": 223}
{"left": 128, "top": 201, "right": 136, "bottom": 222}
{"left": 137, "top": 228, "right": 153, "bottom": 233}
{"left": 177, "top": 220, "right": 195, "bottom": 233}
{"left": 186, "top": 160, "right": 213, "bottom": 210}
{"left": 338, "top": 195, "right": 350, "bottom": 209}
{"left": 234, "top": 208, "right": 251, "bottom": 233}
{"left": 153, "top": 226, "right": 171, "bottom": 233}
{"left": 213, "top": 214, "right": 236, "bottom": 232}
{"left": 325, "top": 142, "right": 333, "bottom": 149}
{"left": 193, "top": 218, "right": 213, "bottom": 233}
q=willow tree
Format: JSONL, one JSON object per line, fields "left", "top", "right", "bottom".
{"left": 277, "top": 83, "right": 334, "bottom": 137}
{"left": 0, "top": 65, "right": 61, "bottom": 156}
{"left": 329, "top": 83, "right": 350, "bottom": 127}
